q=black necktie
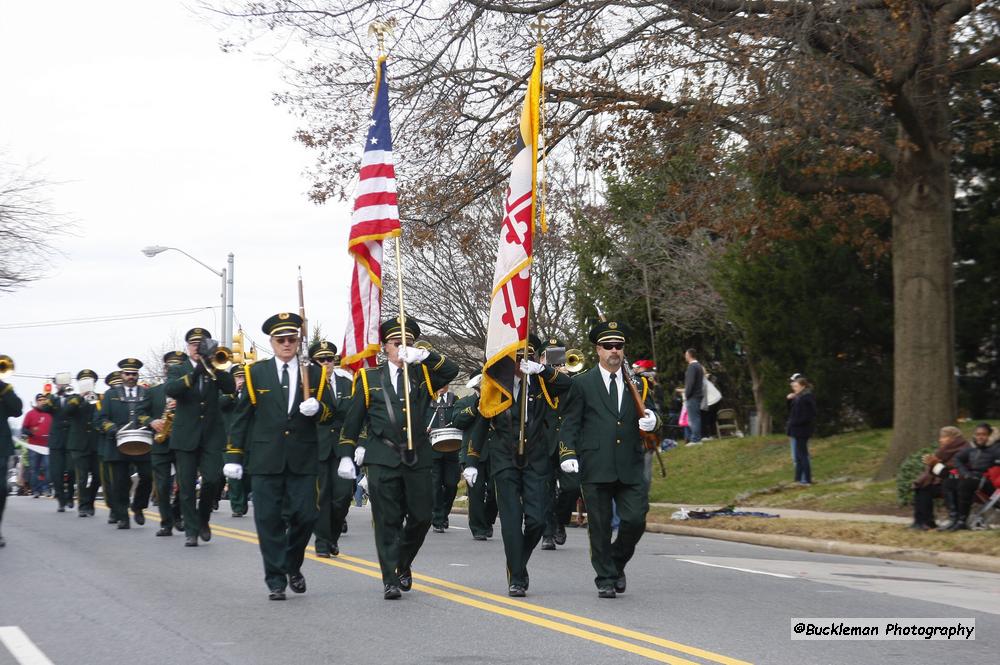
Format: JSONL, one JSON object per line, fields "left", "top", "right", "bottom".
{"left": 609, "top": 373, "right": 619, "bottom": 414}
{"left": 396, "top": 367, "right": 404, "bottom": 397}
{"left": 281, "top": 363, "right": 290, "bottom": 411}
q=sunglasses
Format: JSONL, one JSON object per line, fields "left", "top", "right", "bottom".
{"left": 599, "top": 342, "right": 624, "bottom": 351}
{"left": 121, "top": 371, "right": 139, "bottom": 376}
{"left": 274, "top": 337, "right": 299, "bottom": 345}
{"left": 316, "top": 358, "right": 336, "bottom": 363}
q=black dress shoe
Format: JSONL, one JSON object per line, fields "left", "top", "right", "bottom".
{"left": 486, "top": 526, "right": 494, "bottom": 538}
{"left": 133, "top": 509, "right": 145, "bottom": 526}
{"left": 614, "top": 574, "right": 627, "bottom": 594}
{"left": 185, "top": 536, "right": 198, "bottom": 547}
{"left": 384, "top": 585, "right": 401, "bottom": 600}
{"left": 57, "top": 505, "right": 65, "bottom": 513}
{"left": 946, "top": 521, "right": 968, "bottom": 531}
{"left": 0, "top": 535, "right": 5, "bottom": 548}
{"left": 398, "top": 568, "right": 412, "bottom": 592}
{"left": 432, "top": 525, "right": 445, "bottom": 533}
{"left": 107, "top": 516, "right": 117, "bottom": 524}
{"left": 87, "top": 507, "right": 96, "bottom": 516}
{"left": 598, "top": 587, "right": 617, "bottom": 599}
{"left": 341, "top": 522, "right": 348, "bottom": 533}
{"left": 67, "top": 500, "right": 74, "bottom": 509}
{"left": 508, "top": 585, "right": 526, "bottom": 597}
{"left": 174, "top": 521, "right": 185, "bottom": 533}
{"left": 315, "top": 550, "right": 331, "bottom": 558}
{"left": 268, "top": 589, "right": 287, "bottom": 601}
{"left": 156, "top": 527, "right": 173, "bottom": 537}
{"left": 443, "top": 518, "right": 449, "bottom": 529}
{"left": 231, "top": 511, "right": 244, "bottom": 518}
{"left": 541, "top": 536, "right": 556, "bottom": 550}
{"left": 199, "top": 524, "right": 212, "bottom": 542}
{"left": 473, "top": 534, "right": 488, "bottom": 541}
{"left": 289, "top": 573, "right": 306, "bottom": 594}
{"left": 117, "top": 520, "right": 130, "bottom": 530}
{"left": 554, "top": 524, "right": 567, "bottom": 546}
{"left": 78, "top": 511, "right": 88, "bottom": 518}
{"left": 330, "top": 544, "right": 340, "bottom": 556}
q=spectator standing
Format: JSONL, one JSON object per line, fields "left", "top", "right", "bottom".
{"left": 911, "top": 426, "right": 969, "bottom": 530}
{"left": 683, "top": 349, "right": 704, "bottom": 445}
{"left": 786, "top": 376, "right": 817, "bottom": 485}
{"left": 21, "top": 394, "right": 52, "bottom": 497}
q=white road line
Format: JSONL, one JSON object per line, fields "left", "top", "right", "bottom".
{"left": 0, "top": 627, "right": 55, "bottom": 665}
{"left": 676, "top": 559, "right": 798, "bottom": 579}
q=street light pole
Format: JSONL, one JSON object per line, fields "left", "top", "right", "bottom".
{"left": 141, "top": 245, "right": 234, "bottom": 343}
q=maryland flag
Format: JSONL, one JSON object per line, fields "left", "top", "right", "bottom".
{"left": 480, "top": 45, "right": 545, "bottom": 418}
{"left": 341, "top": 56, "right": 401, "bottom": 371}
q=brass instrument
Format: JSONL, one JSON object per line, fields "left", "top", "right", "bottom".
{"left": 565, "top": 349, "right": 585, "bottom": 374}
{"left": 154, "top": 402, "right": 175, "bottom": 444}
{"left": 196, "top": 338, "right": 234, "bottom": 375}
{"left": 0, "top": 355, "right": 13, "bottom": 380}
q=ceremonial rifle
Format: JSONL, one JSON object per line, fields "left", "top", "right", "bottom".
{"left": 297, "top": 267, "right": 311, "bottom": 399}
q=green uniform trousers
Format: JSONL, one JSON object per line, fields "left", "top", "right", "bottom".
{"left": 151, "top": 452, "right": 178, "bottom": 529}
{"left": 106, "top": 460, "right": 152, "bottom": 524}
{"left": 251, "top": 472, "right": 319, "bottom": 592}
{"left": 366, "top": 463, "right": 433, "bottom": 587}
{"left": 580, "top": 480, "right": 649, "bottom": 589}
{"left": 493, "top": 466, "right": 551, "bottom": 588}
{"left": 431, "top": 453, "right": 460, "bottom": 528}
{"left": 98, "top": 460, "right": 112, "bottom": 510}
{"left": 174, "top": 447, "right": 223, "bottom": 538}
{"left": 70, "top": 452, "right": 101, "bottom": 513}
{"left": 467, "top": 459, "right": 498, "bottom": 538}
{"left": 544, "top": 456, "right": 581, "bottom": 537}
{"left": 49, "top": 449, "right": 75, "bottom": 508}
{"left": 228, "top": 475, "right": 250, "bottom": 515}
{"left": 314, "top": 457, "right": 354, "bottom": 554}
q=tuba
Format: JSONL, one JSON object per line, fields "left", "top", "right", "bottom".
{"left": 0, "top": 355, "right": 13, "bottom": 380}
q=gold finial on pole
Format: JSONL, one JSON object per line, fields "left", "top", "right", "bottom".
{"left": 368, "top": 18, "right": 396, "bottom": 55}
{"left": 529, "top": 15, "right": 546, "bottom": 44}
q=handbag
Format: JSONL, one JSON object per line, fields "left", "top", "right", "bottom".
{"left": 678, "top": 403, "right": 689, "bottom": 427}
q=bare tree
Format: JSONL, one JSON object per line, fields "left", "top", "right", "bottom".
{"left": 0, "top": 159, "right": 68, "bottom": 292}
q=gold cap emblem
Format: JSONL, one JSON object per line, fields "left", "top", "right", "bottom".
{"left": 278, "top": 313, "right": 290, "bottom": 320}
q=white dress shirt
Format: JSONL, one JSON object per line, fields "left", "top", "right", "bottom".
{"left": 598, "top": 364, "right": 624, "bottom": 412}
{"left": 275, "top": 357, "right": 299, "bottom": 414}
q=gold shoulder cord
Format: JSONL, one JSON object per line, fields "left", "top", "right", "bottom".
{"left": 245, "top": 365, "right": 257, "bottom": 406}
{"left": 421, "top": 364, "right": 434, "bottom": 399}
{"left": 315, "top": 364, "right": 328, "bottom": 402}
{"left": 360, "top": 368, "right": 371, "bottom": 408}
{"left": 539, "top": 376, "right": 558, "bottom": 410}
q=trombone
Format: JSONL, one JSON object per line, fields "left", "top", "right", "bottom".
{"left": 0, "top": 355, "right": 13, "bottom": 381}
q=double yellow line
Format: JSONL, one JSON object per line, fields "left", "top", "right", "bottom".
{"left": 210, "top": 522, "right": 751, "bottom": 665}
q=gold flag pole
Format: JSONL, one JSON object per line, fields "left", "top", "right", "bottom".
{"left": 515, "top": 15, "right": 546, "bottom": 469}
{"left": 370, "top": 19, "right": 416, "bottom": 467}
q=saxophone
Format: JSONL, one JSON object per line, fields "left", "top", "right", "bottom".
{"left": 154, "top": 402, "right": 175, "bottom": 444}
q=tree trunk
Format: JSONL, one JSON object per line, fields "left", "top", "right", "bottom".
{"left": 746, "top": 354, "right": 772, "bottom": 436}
{"left": 875, "top": 145, "right": 957, "bottom": 479}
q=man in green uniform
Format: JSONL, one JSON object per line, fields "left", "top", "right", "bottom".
{"left": 454, "top": 374, "right": 497, "bottom": 540}
{"left": 539, "top": 338, "right": 579, "bottom": 550}
{"left": 64, "top": 369, "right": 101, "bottom": 517}
{"left": 96, "top": 358, "right": 154, "bottom": 529}
{"left": 46, "top": 383, "right": 75, "bottom": 512}
{"left": 149, "top": 351, "right": 187, "bottom": 536}
{"left": 428, "top": 385, "right": 461, "bottom": 533}
{"left": 224, "top": 312, "right": 336, "bottom": 600}
{"left": 308, "top": 340, "right": 355, "bottom": 557}
{"left": 221, "top": 364, "right": 249, "bottom": 518}
{"left": 0, "top": 374, "right": 24, "bottom": 547}
{"left": 337, "top": 315, "right": 459, "bottom": 599}
{"left": 464, "top": 334, "right": 572, "bottom": 596}
{"left": 166, "top": 328, "right": 237, "bottom": 547}
{"left": 559, "top": 322, "right": 660, "bottom": 598}
{"left": 95, "top": 371, "right": 121, "bottom": 522}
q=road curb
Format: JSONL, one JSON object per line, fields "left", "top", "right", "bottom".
{"left": 644, "top": 522, "right": 1000, "bottom": 574}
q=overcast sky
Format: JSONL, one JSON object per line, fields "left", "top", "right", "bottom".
{"left": 1, "top": 1, "right": 357, "bottom": 412}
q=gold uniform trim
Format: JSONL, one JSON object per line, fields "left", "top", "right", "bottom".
{"left": 539, "top": 375, "right": 558, "bottom": 410}
{"left": 245, "top": 364, "right": 257, "bottom": 406}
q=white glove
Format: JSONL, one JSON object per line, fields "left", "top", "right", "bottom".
{"left": 299, "top": 397, "right": 320, "bottom": 417}
{"left": 560, "top": 459, "right": 579, "bottom": 474}
{"left": 466, "top": 374, "right": 483, "bottom": 390}
{"left": 519, "top": 359, "right": 545, "bottom": 375}
{"left": 638, "top": 408, "right": 657, "bottom": 432}
{"left": 337, "top": 456, "right": 357, "bottom": 480}
{"left": 462, "top": 467, "right": 478, "bottom": 487}
{"left": 334, "top": 367, "right": 354, "bottom": 380}
{"left": 223, "top": 463, "right": 243, "bottom": 480}
{"left": 932, "top": 462, "right": 946, "bottom": 476}
{"left": 354, "top": 446, "right": 366, "bottom": 467}
{"left": 399, "top": 346, "right": 430, "bottom": 364}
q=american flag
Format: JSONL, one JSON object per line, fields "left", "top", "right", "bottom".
{"left": 341, "top": 56, "right": 401, "bottom": 372}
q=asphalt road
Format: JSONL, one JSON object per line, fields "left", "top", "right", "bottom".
{"left": 1, "top": 495, "right": 996, "bottom": 665}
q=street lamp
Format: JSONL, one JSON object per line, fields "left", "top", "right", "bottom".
{"left": 141, "top": 246, "right": 235, "bottom": 344}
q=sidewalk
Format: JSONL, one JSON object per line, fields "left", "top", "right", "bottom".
{"left": 651, "top": 503, "right": 911, "bottom": 525}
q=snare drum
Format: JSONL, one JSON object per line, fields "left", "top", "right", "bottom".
{"left": 116, "top": 428, "right": 153, "bottom": 456}
{"left": 429, "top": 427, "right": 463, "bottom": 453}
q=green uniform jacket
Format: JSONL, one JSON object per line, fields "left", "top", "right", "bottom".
{"left": 95, "top": 386, "right": 153, "bottom": 463}
{"left": 225, "top": 358, "right": 335, "bottom": 476}
{"left": 317, "top": 372, "right": 354, "bottom": 462}
{"left": 63, "top": 395, "right": 98, "bottom": 455}
{"left": 466, "top": 367, "right": 571, "bottom": 474}
{"left": 165, "top": 362, "right": 237, "bottom": 453}
{"left": 558, "top": 367, "right": 660, "bottom": 485}
{"left": 0, "top": 380, "right": 24, "bottom": 458}
{"left": 91, "top": 395, "right": 111, "bottom": 459}
{"left": 338, "top": 351, "right": 459, "bottom": 470}
{"left": 452, "top": 393, "right": 483, "bottom": 465}
{"left": 147, "top": 383, "right": 173, "bottom": 456}
{"left": 46, "top": 394, "right": 72, "bottom": 451}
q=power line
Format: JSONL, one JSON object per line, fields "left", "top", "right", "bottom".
{"left": 0, "top": 306, "right": 217, "bottom": 330}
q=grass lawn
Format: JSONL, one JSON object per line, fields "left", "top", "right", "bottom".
{"left": 648, "top": 422, "right": 998, "bottom": 517}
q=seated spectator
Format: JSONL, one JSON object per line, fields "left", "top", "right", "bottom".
{"left": 948, "top": 423, "right": 1000, "bottom": 531}
{"left": 911, "top": 426, "right": 969, "bottom": 530}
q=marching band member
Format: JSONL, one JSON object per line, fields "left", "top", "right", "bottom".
{"left": 64, "top": 369, "right": 101, "bottom": 517}
{"left": 149, "top": 351, "right": 187, "bottom": 536}
{"left": 0, "top": 373, "right": 24, "bottom": 547}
